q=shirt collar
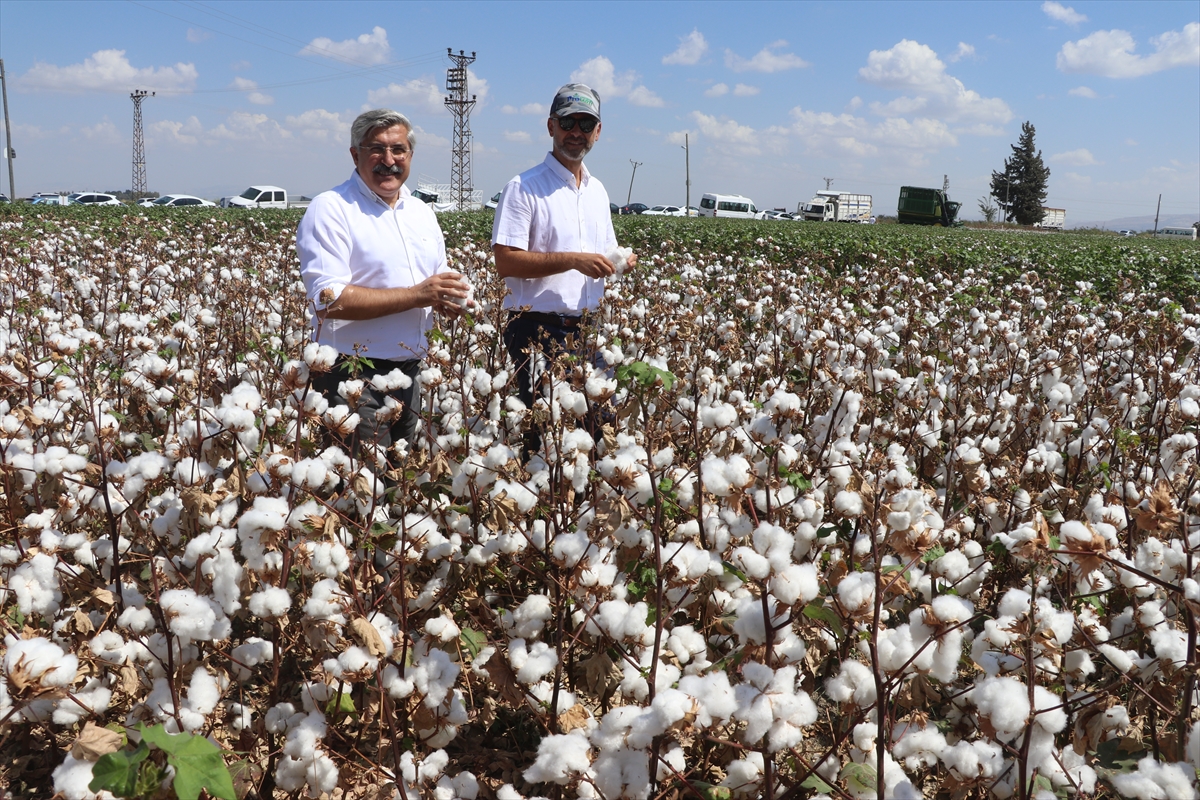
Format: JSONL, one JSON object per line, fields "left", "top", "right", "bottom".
{"left": 350, "top": 169, "right": 411, "bottom": 208}
{"left": 543, "top": 152, "right": 590, "bottom": 189}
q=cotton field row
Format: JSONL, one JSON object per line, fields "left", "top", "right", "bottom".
{"left": 0, "top": 208, "right": 1198, "bottom": 800}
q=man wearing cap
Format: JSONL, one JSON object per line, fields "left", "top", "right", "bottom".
{"left": 297, "top": 108, "right": 471, "bottom": 455}
{"left": 491, "top": 83, "right": 635, "bottom": 459}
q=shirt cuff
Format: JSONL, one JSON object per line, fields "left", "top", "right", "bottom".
{"left": 311, "top": 282, "right": 347, "bottom": 309}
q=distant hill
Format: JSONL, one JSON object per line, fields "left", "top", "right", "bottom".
{"left": 1069, "top": 213, "right": 1199, "bottom": 231}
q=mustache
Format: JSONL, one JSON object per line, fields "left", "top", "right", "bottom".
{"left": 373, "top": 164, "right": 405, "bottom": 176}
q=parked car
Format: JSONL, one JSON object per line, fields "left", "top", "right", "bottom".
{"left": 610, "top": 203, "right": 619, "bottom": 214}
{"left": 0, "top": 193, "right": 9, "bottom": 203}
{"left": 685, "top": 206, "right": 699, "bottom": 217}
{"left": 485, "top": 192, "right": 501, "bottom": 211}
{"left": 619, "top": 202, "right": 648, "bottom": 215}
{"left": 153, "top": 194, "right": 216, "bottom": 207}
{"left": 763, "top": 210, "right": 795, "bottom": 221}
{"left": 135, "top": 197, "right": 159, "bottom": 207}
{"left": 31, "top": 194, "right": 68, "bottom": 205}
{"left": 644, "top": 205, "right": 687, "bottom": 216}
{"left": 220, "top": 185, "right": 310, "bottom": 209}
{"left": 68, "top": 192, "right": 122, "bottom": 206}
{"left": 1117, "top": 229, "right": 1136, "bottom": 237}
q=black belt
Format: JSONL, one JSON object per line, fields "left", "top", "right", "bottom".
{"left": 509, "top": 310, "right": 587, "bottom": 328}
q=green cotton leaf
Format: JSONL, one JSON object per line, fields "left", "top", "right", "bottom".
{"left": 89, "top": 741, "right": 149, "bottom": 796}
{"left": 922, "top": 544, "right": 946, "bottom": 563}
{"left": 690, "top": 781, "right": 732, "bottom": 800}
{"left": 799, "top": 773, "right": 834, "bottom": 793}
{"left": 802, "top": 602, "right": 845, "bottom": 639}
{"left": 1032, "top": 774, "right": 1054, "bottom": 794}
{"left": 721, "top": 560, "right": 747, "bottom": 583}
{"left": 459, "top": 627, "right": 487, "bottom": 659}
{"left": 325, "top": 690, "right": 356, "bottom": 717}
{"left": 137, "top": 723, "right": 237, "bottom": 800}
{"left": 840, "top": 761, "right": 878, "bottom": 794}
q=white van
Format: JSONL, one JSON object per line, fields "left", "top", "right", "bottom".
{"left": 698, "top": 193, "right": 765, "bottom": 219}
{"left": 1154, "top": 227, "right": 1197, "bottom": 241}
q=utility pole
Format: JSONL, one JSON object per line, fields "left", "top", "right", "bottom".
{"left": 1153, "top": 193, "right": 1162, "bottom": 236}
{"left": 681, "top": 134, "right": 690, "bottom": 209}
{"left": 130, "top": 90, "right": 154, "bottom": 199}
{"left": 1, "top": 59, "right": 15, "bottom": 200}
{"left": 823, "top": 176, "right": 834, "bottom": 190}
{"left": 627, "top": 160, "right": 642, "bottom": 205}
{"left": 444, "top": 49, "right": 477, "bottom": 210}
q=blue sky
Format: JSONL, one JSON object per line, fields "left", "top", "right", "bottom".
{"left": 2, "top": 1, "right": 1197, "bottom": 223}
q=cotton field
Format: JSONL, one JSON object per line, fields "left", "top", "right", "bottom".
{"left": 0, "top": 208, "right": 1198, "bottom": 800}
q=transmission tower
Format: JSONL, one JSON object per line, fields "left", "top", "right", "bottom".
{"left": 444, "top": 50, "right": 477, "bottom": 210}
{"left": 130, "top": 90, "right": 154, "bottom": 198}
{"left": 823, "top": 177, "right": 834, "bottom": 190}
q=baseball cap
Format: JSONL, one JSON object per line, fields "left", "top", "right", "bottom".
{"left": 550, "top": 84, "right": 601, "bottom": 120}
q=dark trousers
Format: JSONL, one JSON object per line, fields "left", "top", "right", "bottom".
{"left": 310, "top": 355, "right": 422, "bottom": 452}
{"left": 503, "top": 312, "right": 611, "bottom": 460}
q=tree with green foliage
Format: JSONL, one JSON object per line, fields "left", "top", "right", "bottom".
{"left": 990, "top": 121, "right": 1050, "bottom": 225}
{"left": 978, "top": 195, "right": 998, "bottom": 224}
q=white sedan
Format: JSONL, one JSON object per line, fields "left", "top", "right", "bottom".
{"left": 642, "top": 205, "right": 688, "bottom": 217}
{"left": 67, "top": 192, "right": 122, "bottom": 206}
{"left": 152, "top": 194, "right": 217, "bottom": 207}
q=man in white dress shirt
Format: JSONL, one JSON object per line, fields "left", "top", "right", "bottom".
{"left": 297, "top": 108, "right": 470, "bottom": 452}
{"left": 491, "top": 83, "right": 636, "bottom": 460}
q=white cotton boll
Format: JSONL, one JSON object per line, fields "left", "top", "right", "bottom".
{"left": 1032, "top": 686, "right": 1066, "bottom": 733}
{"left": 606, "top": 246, "right": 634, "bottom": 275}
{"left": 4, "top": 635, "right": 79, "bottom": 689}
{"left": 942, "top": 739, "right": 1005, "bottom": 782}
{"left": 509, "top": 639, "right": 558, "bottom": 684}
{"left": 1110, "top": 756, "right": 1198, "bottom": 800}
{"left": 837, "top": 571, "right": 875, "bottom": 616}
{"left": 159, "top": 588, "right": 227, "bottom": 643}
{"left": 53, "top": 679, "right": 112, "bottom": 725}
{"left": 425, "top": 614, "right": 461, "bottom": 643}
{"left": 666, "top": 625, "right": 706, "bottom": 665}
{"left": 731, "top": 546, "right": 771, "bottom": 580}
{"left": 551, "top": 530, "right": 591, "bottom": 568}
{"left": 52, "top": 752, "right": 112, "bottom": 800}
{"left": 89, "top": 631, "right": 130, "bottom": 665}
{"left": 248, "top": 586, "right": 291, "bottom": 618}
{"left": 173, "top": 456, "right": 214, "bottom": 487}
{"left": 523, "top": 730, "right": 592, "bottom": 784}
{"left": 117, "top": 605, "right": 155, "bottom": 633}
{"left": 509, "top": 594, "right": 553, "bottom": 640}
{"left": 185, "top": 665, "right": 220, "bottom": 716}
{"left": 11, "top": 552, "right": 62, "bottom": 616}
{"left": 972, "top": 676, "right": 1030, "bottom": 741}
{"left": 769, "top": 563, "right": 819, "bottom": 606}
{"left": 892, "top": 722, "right": 948, "bottom": 771}
{"left": 825, "top": 659, "right": 877, "bottom": 708}
{"left": 678, "top": 671, "right": 737, "bottom": 726}
{"left": 1098, "top": 643, "right": 1136, "bottom": 673}
{"left": 834, "top": 490, "right": 864, "bottom": 517}
{"left": 720, "top": 751, "right": 764, "bottom": 796}
{"left": 931, "top": 595, "right": 974, "bottom": 624}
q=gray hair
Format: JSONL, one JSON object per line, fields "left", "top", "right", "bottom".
{"left": 350, "top": 109, "right": 416, "bottom": 151}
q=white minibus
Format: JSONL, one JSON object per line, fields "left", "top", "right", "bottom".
{"left": 698, "top": 193, "right": 765, "bottom": 219}
{"left": 1154, "top": 227, "right": 1197, "bottom": 241}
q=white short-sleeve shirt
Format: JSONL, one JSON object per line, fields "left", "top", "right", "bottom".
{"left": 491, "top": 152, "right": 617, "bottom": 314}
{"left": 297, "top": 171, "right": 448, "bottom": 360}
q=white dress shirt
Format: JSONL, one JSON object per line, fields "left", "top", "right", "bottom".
{"left": 491, "top": 153, "right": 617, "bottom": 315}
{"left": 297, "top": 171, "right": 448, "bottom": 360}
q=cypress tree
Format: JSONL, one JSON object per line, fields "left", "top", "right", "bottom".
{"left": 990, "top": 122, "right": 1051, "bottom": 225}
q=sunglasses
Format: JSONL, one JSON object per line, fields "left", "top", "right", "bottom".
{"left": 554, "top": 116, "right": 599, "bottom": 133}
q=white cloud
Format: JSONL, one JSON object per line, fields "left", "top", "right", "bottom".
{"left": 366, "top": 78, "right": 446, "bottom": 116}
{"left": 725, "top": 40, "right": 809, "bottom": 73}
{"left": 665, "top": 130, "right": 694, "bottom": 146}
{"left": 501, "top": 102, "right": 547, "bottom": 115}
{"left": 704, "top": 83, "right": 729, "bottom": 98}
{"left": 947, "top": 42, "right": 976, "bottom": 62}
{"left": 1057, "top": 23, "right": 1200, "bottom": 78}
{"left": 466, "top": 69, "right": 490, "bottom": 106}
{"left": 186, "top": 28, "right": 210, "bottom": 43}
{"left": 627, "top": 86, "right": 665, "bottom": 107}
{"left": 846, "top": 96, "right": 863, "bottom": 111}
{"left": 79, "top": 121, "right": 122, "bottom": 143}
{"left": 17, "top": 49, "right": 198, "bottom": 93}
{"left": 503, "top": 131, "right": 532, "bottom": 143}
{"left": 148, "top": 116, "right": 203, "bottom": 146}
{"left": 1068, "top": 86, "right": 1098, "bottom": 98}
{"left": 571, "top": 56, "right": 663, "bottom": 107}
{"left": 230, "top": 77, "right": 273, "bottom": 105}
{"left": 1051, "top": 148, "right": 1098, "bottom": 166}
{"left": 733, "top": 83, "right": 760, "bottom": 97}
{"left": 663, "top": 29, "right": 709, "bottom": 65}
{"left": 859, "top": 39, "right": 1012, "bottom": 124}
{"left": 209, "top": 112, "right": 291, "bottom": 142}
{"left": 300, "top": 26, "right": 391, "bottom": 65}
{"left": 409, "top": 125, "right": 449, "bottom": 150}
{"left": 1125, "top": 138, "right": 1138, "bottom": 146}
{"left": 689, "top": 111, "right": 759, "bottom": 154}
{"left": 1041, "top": 1, "right": 1087, "bottom": 26}
{"left": 781, "top": 106, "right": 959, "bottom": 160}
{"left": 231, "top": 60, "right": 252, "bottom": 71}
{"left": 285, "top": 109, "right": 347, "bottom": 142}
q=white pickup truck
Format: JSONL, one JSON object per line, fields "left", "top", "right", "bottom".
{"left": 220, "top": 185, "right": 311, "bottom": 209}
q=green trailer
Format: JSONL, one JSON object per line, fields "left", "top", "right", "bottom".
{"left": 897, "top": 186, "right": 962, "bottom": 226}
